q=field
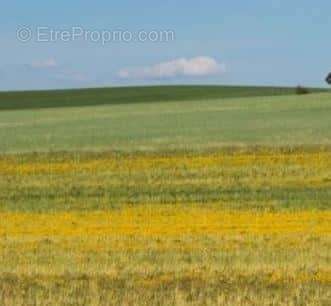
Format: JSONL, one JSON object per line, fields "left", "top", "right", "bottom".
{"left": 0, "top": 86, "right": 330, "bottom": 305}
{"left": 0, "top": 85, "right": 326, "bottom": 111}
{"left": 1, "top": 90, "right": 331, "bottom": 153}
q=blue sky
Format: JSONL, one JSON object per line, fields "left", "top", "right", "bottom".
{"left": 1, "top": 1, "right": 330, "bottom": 90}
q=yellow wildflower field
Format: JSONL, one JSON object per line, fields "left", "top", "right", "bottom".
{"left": 1, "top": 208, "right": 330, "bottom": 237}
{"left": 0, "top": 148, "right": 330, "bottom": 305}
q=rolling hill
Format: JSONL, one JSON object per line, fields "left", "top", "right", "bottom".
{"left": 0, "top": 85, "right": 327, "bottom": 111}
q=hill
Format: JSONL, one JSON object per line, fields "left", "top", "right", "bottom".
{"left": 0, "top": 85, "right": 327, "bottom": 111}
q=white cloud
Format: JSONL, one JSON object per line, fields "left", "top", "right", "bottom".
{"left": 118, "top": 56, "right": 225, "bottom": 80}
{"left": 30, "top": 58, "right": 57, "bottom": 69}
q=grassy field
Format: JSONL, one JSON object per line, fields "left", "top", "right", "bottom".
{"left": 0, "top": 91, "right": 331, "bottom": 153}
{"left": 0, "top": 85, "right": 326, "bottom": 111}
{"left": 0, "top": 86, "right": 330, "bottom": 305}
{"left": 1, "top": 149, "right": 331, "bottom": 213}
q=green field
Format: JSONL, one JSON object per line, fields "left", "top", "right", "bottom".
{"left": 0, "top": 85, "right": 326, "bottom": 111}
{"left": 0, "top": 86, "right": 330, "bottom": 306}
{"left": 0, "top": 86, "right": 330, "bottom": 153}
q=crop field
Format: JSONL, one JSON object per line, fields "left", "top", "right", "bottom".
{"left": 0, "top": 91, "right": 331, "bottom": 153}
{"left": 0, "top": 86, "right": 330, "bottom": 305}
{"left": 0, "top": 85, "right": 326, "bottom": 111}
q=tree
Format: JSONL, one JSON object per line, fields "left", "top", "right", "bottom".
{"left": 296, "top": 86, "right": 309, "bottom": 95}
{"left": 326, "top": 73, "right": 331, "bottom": 85}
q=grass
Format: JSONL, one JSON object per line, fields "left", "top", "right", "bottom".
{"left": 0, "top": 85, "right": 327, "bottom": 111}
{"left": 0, "top": 149, "right": 331, "bottom": 213}
{"left": 0, "top": 86, "right": 330, "bottom": 305}
{"left": 1, "top": 207, "right": 330, "bottom": 305}
{"left": 0, "top": 92, "right": 331, "bottom": 153}
{"left": 1, "top": 232, "right": 330, "bottom": 305}
{"left": 0, "top": 148, "right": 330, "bottom": 305}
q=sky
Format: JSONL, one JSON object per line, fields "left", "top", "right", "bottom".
{"left": 0, "top": 1, "right": 330, "bottom": 91}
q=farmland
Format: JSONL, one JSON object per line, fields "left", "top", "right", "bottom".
{"left": 0, "top": 89, "right": 331, "bottom": 153}
{"left": 0, "top": 86, "right": 330, "bottom": 305}
{"left": 0, "top": 85, "right": 326, "bottom": 111}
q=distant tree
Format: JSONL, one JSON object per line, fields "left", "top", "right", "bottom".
{"left": 296, "top": 85, "right": 309, "bottom": 95}
{"left": 326, "top": 73, "right": 331, "bottom": 85}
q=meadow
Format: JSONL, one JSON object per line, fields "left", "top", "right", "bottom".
{"left": 0, "top": 90, "right": 331, "bottom": 153}
{"left": 0, "top": 85, "right": 325, "bottom": 111}
{"left": 0, "top": 86, "right": 330, "bottom": 305}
